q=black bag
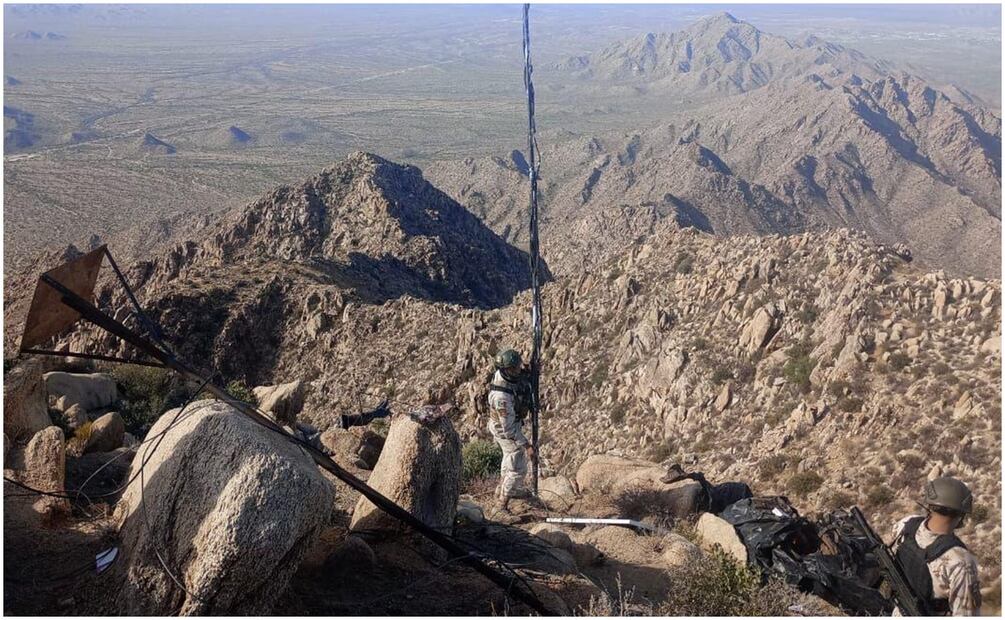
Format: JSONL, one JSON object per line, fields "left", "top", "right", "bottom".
{"left": 719, "top": 498, "right": 891, "bottom": 616}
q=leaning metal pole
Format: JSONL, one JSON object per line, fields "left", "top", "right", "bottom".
{"left": 522, "top": 2, "right": 543, "bottom": 497}
{"left": 36, "top": 272, "right": 556, "bottom": 616}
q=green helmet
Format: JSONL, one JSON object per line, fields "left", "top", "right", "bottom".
{"left": 923, "top": 477, "right": 973, "bottom": 515}
{"left": 495, "top": 349, "right": 522, "bottom": 370}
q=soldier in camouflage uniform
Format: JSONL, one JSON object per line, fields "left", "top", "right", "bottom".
{"left": 486, "top": 349, "right": 536, "bottom": 513}
{"left": 891, "top": 477, "right": 982, "bottom": 616}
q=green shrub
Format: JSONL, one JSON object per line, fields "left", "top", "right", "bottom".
{"left": 659, "top": 547, "right": 796, "bottom": 616}
{"left": 758, "top": 454, "right": 788, "bottom": 480}
{"left": 888, "top": 352, "right": 911, "bottom": 371}
{"left": 783, "top": 344, "right": 817, "bottom": 394}
{"left": 836, "top": 397, "right": 863, "bottom": 412}
{"left": 674, "top": 253, "right": 694, "bottom": 275}
{"left": 787, "top": 470, "right": 824, "bottom": 496}
{"left": 462, "top": 440, "right": 503, "bottom": 481}
{"left": 711, "top": 368, "right": 733, "bottom": 385}
{"left": 970, "top": 503, "right": 990, "bottom": 525}
{"left": 609, "top": 402, "right": 628, "bottom": 425}
{"left": 224, "top": 379, "right": 257, "bottom": 404}
{"left": 692, "top": 337, "right": 708, "bottom": 351}
{"left": 827, "top": 380, "right": 850, "bottom": 399}
{"left": 823, "top": 490, "right": 856, "bottom": 511}
{"left": 866, "top": 484, "right": 895, "bottom": 507}
{"left": 112, "top": 365, "right": 192, "bottom": 435}
{"left": 590, "top": 361, "right": 609, "bottom": 388}
{"left": 795, "top": 305, "right": 819, "bottom": 324}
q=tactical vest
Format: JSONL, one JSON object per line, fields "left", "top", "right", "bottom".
{"left": 488, "top": 382, "right": 530, "bottom": 421}
{"left": 894, "top": 516, "right": 966, "bottom": 615}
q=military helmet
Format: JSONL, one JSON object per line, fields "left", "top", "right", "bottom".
{"left": 923, "top": 477, "right": 973, "bottom": 515}
{"left": 495, "top": 349, "right": 522, "bottom": 370}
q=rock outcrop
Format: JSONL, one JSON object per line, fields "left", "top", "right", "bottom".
{"left": 23, "top": 426, "right": 69, "bottom": 517}
{"left": 3, "top": 359, "right": 53, "bottom": 440}
{"left": 253, "top": 380, "right": 306, "bottom": 426}
{"left": 350, "top": 412, "right": 462, "bottom": 538}
{"left": 84, "top": 411, "right": 125, "bottom": 454}
{"left": 111, "top": 400, "right": 334, "bottom": 615}
{"left": 43, "top": 371, "right": 118, "bottom": 412}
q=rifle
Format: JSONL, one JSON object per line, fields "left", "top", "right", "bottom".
{"left": 850, "top": 506, "right": 931, "bottom": 616}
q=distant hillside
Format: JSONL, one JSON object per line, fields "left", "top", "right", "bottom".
{"left": 431, "top": 14, "right": 1001, "bottom": 278}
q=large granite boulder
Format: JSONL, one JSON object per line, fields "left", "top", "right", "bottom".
{"left": 111, "top": 400, "right": 334, "bottom": 615}
{"left": 4, "top": 360, "right": 54, "bottom": 441}
{"left": 350, "top": 411, "right": 461, "bottom": 538}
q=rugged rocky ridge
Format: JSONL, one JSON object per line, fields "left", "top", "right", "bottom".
{"left": 555, "top": 12, "right": 891, "bottom": 96}
{"left": 428, "top": 15, "right": 1001, "bottom": 278}
{"left": 4, "top": 154, "right": 1000, "bottom": 593}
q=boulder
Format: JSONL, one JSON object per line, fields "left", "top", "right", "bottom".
{"left": 738, "top": 303, "right": 783, "bottom": 354}
{"left": 23, "top": 426, "right": 69, "bottom": 517}
{"left": 111, "top": 400, "right": 334, "bottom": 615}
{"left": 63, "top": 403, "right": 88, "bottom": 430}
{"left": 322, "top": 535, "right": 375, "bottom": 576}
{"left": 696, "top": 512, "right": 747, "bottom": 564}
{"left": 530, "top": 523, "right": 574, "bottom": 550}
{"left": 84, "top": 411, "right": 125, "bottom": 454}
{"left": 356, "top": 430, "right": 385, "bottom": 470}
{"left": 350, "top": 413, "right": 462, "bottom": 539}
{"left": 576, "top": 454, "right": 664, "bottom": 494}
{"left": 981, "top": 336, "right": 1000, "bottom": 356}
{"left": 456, "top": 497, "right": 485, "bottom": 524}
{"left": 252, "top": 380, "right": 305, "bottom": 426}
{"left": 3, "top": 359, "right": 54, "bottom": 440}
{"left": 538, "top": 475, "right": 577, "bottom": 510}
{"left": 661, "top": 533, "right": 702, "bottom": 568}
{"left": 43, "top": 371, "right": 118, "bottom": 412}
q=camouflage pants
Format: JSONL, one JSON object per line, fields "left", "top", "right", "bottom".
{"left": 494, "top": 436, "right": 528, "bottom": 498}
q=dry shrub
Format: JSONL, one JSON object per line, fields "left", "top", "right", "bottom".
{"left": 659, "top": 547, "right": 798, "bottom": 616}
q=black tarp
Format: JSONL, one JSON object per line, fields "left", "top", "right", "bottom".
{"left": 720, "top": 497, "right": 892, "bottom": 616}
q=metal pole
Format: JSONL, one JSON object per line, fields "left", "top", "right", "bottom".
{"left": 522, "top": 2, "right": 543, "bottom": 497}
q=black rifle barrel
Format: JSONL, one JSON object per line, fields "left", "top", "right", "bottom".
{"left": 851, "top": 506, "right": 929, "bottom": 616}
{"left": 39, "top": 273, "right": 556, "bottom": 616}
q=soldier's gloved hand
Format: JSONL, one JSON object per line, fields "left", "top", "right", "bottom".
{"left": 371, "top": 399, "right": 391, "bottom": 419}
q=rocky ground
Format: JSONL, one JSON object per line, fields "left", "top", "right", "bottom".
{"left": 3, "top": 151, "right": 1001, "bottom": 614}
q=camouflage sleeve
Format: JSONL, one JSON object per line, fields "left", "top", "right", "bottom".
{"left": 947, "top": 555, "right": 982, "bottom": 616}
{"left": 492, "top": 394, "right": 529, "bottom": 447}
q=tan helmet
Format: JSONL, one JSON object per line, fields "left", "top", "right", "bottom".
{"left": 923, "top": 476, "right": 973, "bottom": 515}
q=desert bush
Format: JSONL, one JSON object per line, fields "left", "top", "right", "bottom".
{"left": 609, "top": 401, "right": 628, "bottom": 425}
{"left": 758, "top": 454, "right": 788, "bottom": 480}
{"left": 674, "top": 253, "right": 694, "bottom": 275}
{"left": 865, "top": 483, "right": 895, "bottom": 507}
{"left": 896, "top": 451, "right": 926, "bottom": 471}
{"left": 787, "top": 470, "right": 824, "bottom": 496}
{"left": 461, "top": 440, "right": 502, "bottom": 481}
{"left": 836, "top": 396, "right": 863, "bottom": 412}
{"left": 888, "top": 352, "right": 911, "bottom": 371}
{"left": 795, "top": 304, "right": 819, "bottom": 324}
{"left": 590, "top": 360, "right": 610, "bottom": 388}
{"left": 711, "top": 367, "right": 733, "bottom": 385}
{"left": 224, "top": 379, "right": 257, "bottom": 404}
{"left": 614, "top": 487, "right": 677, "bottom": 527}
{"left": 692, "top": 337, "right": 708, "bottom": 351}
{"left": 827, "top": 380, "right": 850, "bottom": 398}
{"left": 783, "top": 344, "right": 816, "bottom": 394}
{"left": 822, "top": 490, "right": 856, "bottom": 511}
{"left": 970, "top": 503, "right": 990, "bottom": 525}
{"left": 734, "top": 360, "right": 756, "bottom": 384}
{"left": 112, "top": 365, "right": 192, "bottom": 435}
{"left": 659, "top": 547, "right": 797, "bottom": 616}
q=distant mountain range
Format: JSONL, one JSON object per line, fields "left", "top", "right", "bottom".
{"left": 429, "top": 13, "right": 1001, "bottom": 277}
